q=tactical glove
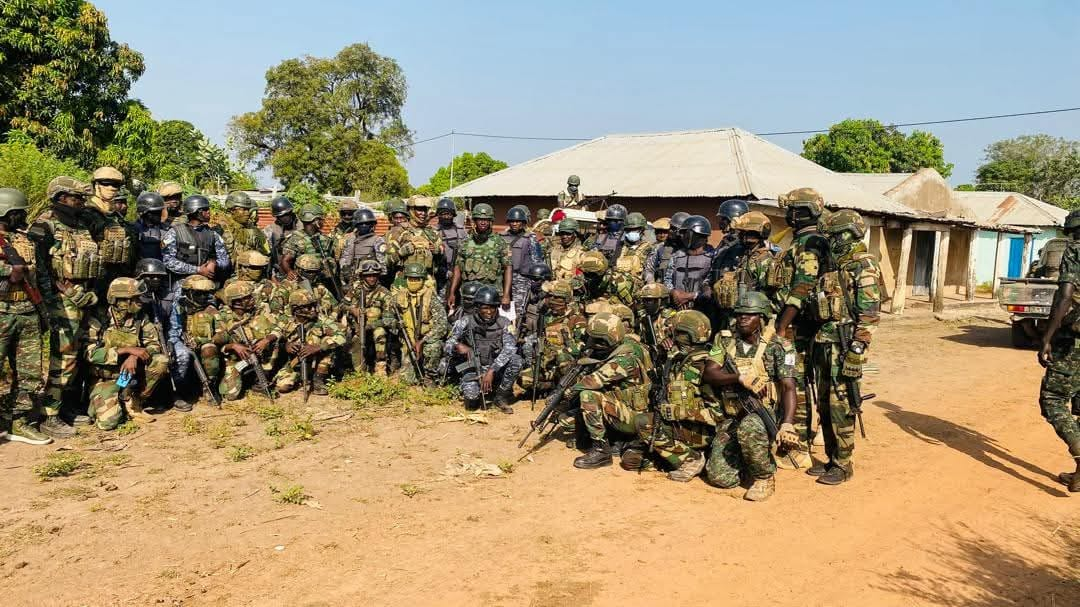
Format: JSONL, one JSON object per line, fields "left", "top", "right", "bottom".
{"left": 841, "top": 349, "right": 865, "bottom": 378}
{"left": 69, "top": 285, "right": 98, "bottom": 309}
{"left": 398, "top": 242, "right": 415, "bottom": 258}
{"left": 777, "top": 422, "right": 800, "bottom": 450}
{"left": 738, "top": 372, "right": 768, "bottom": 395}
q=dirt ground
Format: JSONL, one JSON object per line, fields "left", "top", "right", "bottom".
{"left": 2, "top": 310, "right": 1078, "bottom": 607}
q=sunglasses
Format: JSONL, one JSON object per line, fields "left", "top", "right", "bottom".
{"left": 96, "top": 180, "right": 123, "bottom": 188}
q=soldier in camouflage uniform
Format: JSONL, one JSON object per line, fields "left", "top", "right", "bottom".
{"left": 447, "top": 203, "right": 511, "bottom": 311}
{"left": 382, "top": 199, "right": 409, "bottom": 283}
{"left": 519, "top": 279, "right": 587, "bottom": 395}
{"left": 387, "top": 196, "right": 442, "bottom": 288}
{"left": 645, "top": 211, "right": 688, "bottom": 284}
{"left": 86, "top": 167, "right": 135, "bottom": 300}
{"left": 586, "top": 206, "right": 628, "bottom": 260}
{"left": 264, "top": 196, "right": 297, "bottom": 279}
{"left": 275, "top": 290, "right": 347, "bottom": 395}
{"left": 29, "top": 176, "right": 100, "bottom": 438}
{"left": 339, "top": 208, "right": 386, "bottom": 285}
{"left": 712, "top": 211, "right": 778, "bottom": 329}
{"left": 342, "top": 260, "right": 392, "bottom": 375}
{"left": 570, "top": 312, "right": 652, "bottom": 469}
{"left": 168, "top": 275, "right": 222, "bottom": 409}
{"left": 577, "top": 250, "right": 611, "bottom": 304}
{"left": 770, "top": 188, "right": 831, "bottom": 469}
{"left": 156, "top": 181, "right": 184, "bottom": 226}
{"left": 444, "top": 286, "right": 521, "bottom": 413}
{"left": 383, "top": 262, "right": 448, "bottom": 385}
{"left": 329, "top": 199, "right": 358, "bottom": 261}
{"left": 1038, "top": 209, "right": 1080, "bottom": 492}
{"left": 547, "top": 217, "right": 586, "bottom": 290}
{"left": 0, "top": 189, "right": 51, "bottom": 444}
{"left": 274, "top": 254, "right": 339, "bottom": 320}
{"left": 612, "top": 213, "right": 655, "bottom": 281}
{"left": 557, "top": 174, "right": 585, "bottom": 209}
{"left": 226, "top": 251, "right": 281, "bottom": 313}
{"left": 84, "top": 278, "right": 170, "bottom": 430}
{"left": 698, "top": 292, "right": 800, "bottom": 500}
{"left": 638, "top": 282, "right": 675, "bottom": 360}
{"left": 281, "top": 204, "right": 334, "bottom": 283}
{"left": 806, "top": 210, "right": 881, "bottom": 485}
{"left": 217, "top": 191, "right": 269, "bottom": 264}
{"left": 213, "top": 281, "right": 281, "bottom": 401}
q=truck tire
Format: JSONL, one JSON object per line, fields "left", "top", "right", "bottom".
{"left": 1011, "top": 321, "right": 1032, "bottom": 349}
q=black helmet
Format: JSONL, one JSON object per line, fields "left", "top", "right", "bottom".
{"left": 270, "top": 196, "right": 294, "bottom": 217}
{"left": 182, "top": 195, "right": 210, "bottom": 215}
{"left": 683, "top": 215, "right": 713, "bottom": 237}
{"left": 717, "top": 199, "right": 749, "bottom": 221}
{"left": 506, "top": 206, "right": 529, "bottom": 222}
{"left": 135, "top": 257, "right": 168, "bottom": 278}
{"left": 460, "top": 281, "right": 482, "bottom": 303}
{"left": 136, "top": 192, "right": 165, "bottom": 215}
{"left": 604, "top": 205, "right": 628, "bottom": 221}
{"left": 670, "top": 211, "right": 690, "bottom": 230}
{"left": 353, "top": 208, "right": 377, "bottom": 225}
{"left": 473, "top": 286, "right": 501, "bottom": 307}
{"left": 436, "top": 197, "right": 456, "bottom": 214}
{"left": 523, "top": 262, "right": 552, "bottom": 281}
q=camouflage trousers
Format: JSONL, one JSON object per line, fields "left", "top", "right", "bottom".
{"left": 46, "top": 288, "right": 94, "bottom": 416}
{"left": 461, "top": 355, "right": 522, "bottom": 401}
{"left": 399, "top": 339, "right": 443, "bottom": 385}
{"left": 0, "top": 311, "right": 44, "bottom": 426}
{"left": 813, "top": 342, "right": 857, "bottom": 468}
{"left": 705, "top": 414, "right": 776, "bottom": 488}
{"left": 782, "top": 332, "right": 815, "bottom": 448}
{"left": 172, "top": 342, "right": 221, "bottom": 398}
{"left": 1039, "top": 336, "right": 1080, "bottom": 458}
{"left": 87, "top": 355, "right": 169, "bottom": 430}
{"left": 580, "top": 390, "right": 640, "bottom": 441}
{"left": 634, "top": 412, "right": 712, "bottom": 469}
{"left": 220, "top": 353, "right": 276, "bottom": 401}
{"left": 348, "top": 326, "right": 386, "bottom": 373}
{"left": 275, "top": 352, "right": 335, "bottom": 393}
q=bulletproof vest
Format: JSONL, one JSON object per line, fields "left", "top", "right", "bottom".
{"left": 172, "top": 224, "right": 216, "bottom": 269}
{"left": 468, "top": 315, "right": 510, "bottom": 367}
{"left": 51, "top": 223, "right": 103, "bottom": 281}
{"left": 655, "top": 244, "right": 676, "bottom": 279}
{"left": 184, "top": 308, "right": 217, "bottom": 344}
{"left": 551, "top": 243, "right": 583, "bottom": 281}
{"left": 615, "top": 243, "right": 648, "bottom": 276}
{"left": 713, "top": 331, "right": 776, "bottom": 416}
{"left": 94, "top": 317, "right": 149, "bottom": 379}
{"left": 265, "top": 224, "right": 294, "bottom": 257}
{"left": 137, "top": 222, "right": 165, "bottom": 260}
{"left": 99, "top": 216, "right": 132, "bottom": 265}
{"left": 593, "top": 232, "right": 621, "bottom": 256}
{"left": 671, "top": 251, "right": 713, "bottom": 294}
{"left": 814, "top": 251, "right": 874, "bottom": 323}
{"left": 0, "top": 234, "right": 35, "bottom": 302}
{"left": 502, "top": 231, "right": 531, "bottom": 273}
{"left": 349, "top": 232, "right": 380, "bottom": 264}
{"left": 440, "top": 225, "right": 468, "bottom": 267}
{"left": 234, "top": 226, "right": 264, "bottom": 254}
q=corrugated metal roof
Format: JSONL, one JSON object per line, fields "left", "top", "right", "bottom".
{"left": 443, "top": 128, "right": 919, "bottom": 217}
{"left": 954, "top": 191, "right": 1066, "bottom": 227}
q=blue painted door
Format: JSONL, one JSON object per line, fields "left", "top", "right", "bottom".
{"left": 1007, "top": 237, "right": 1025, "bottom": 278}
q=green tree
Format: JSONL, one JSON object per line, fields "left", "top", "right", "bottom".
{"left": 228, "top": 43, "right": 413, "bottom": 197}
{"left": 0, "top": 1, "right": 145, "bottom": 166}
{"left": 974, "top": 134, "right": 1080, "bottom": 208}
{"left": 416, "top": 152, "right": 508, "bottom": 196}
{"left": 0, "top": 132, "right": 90, "bottom": 218}
{"left": 96, "top": 101, "right": 157, "bottom": 179}
{"left": 802, "top": 119, "right": 953, "bottom": 178}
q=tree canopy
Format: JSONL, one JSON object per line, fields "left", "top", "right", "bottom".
{"left": 802, "top": 119, "right": 953, "bottom": 178}
{"left": 416, "top": 152, "right": 508, "bottom": 196}
{"left": 0, "top": 0, "right": 145, "bottom": 166}
{"left": 974, "top": 134, "right": 1080, "bottom": 209}
{"left": 229, "top": 43, "right": 413, "bottom": 198}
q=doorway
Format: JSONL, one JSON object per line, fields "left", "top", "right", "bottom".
{"left": 912, "top": 231, "right": 935, "bottom": 296}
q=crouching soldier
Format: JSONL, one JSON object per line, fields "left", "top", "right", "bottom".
{"left": 213, "top": 281, "right": 280, "bottom": 401}
{"left": 169, "top": 275, "right": 222, "bottom": 409}
{"left": 275, "top": 290, "right": 346, "bottom": 396}
{"left": 228, "top": 250, "right": 280, "bottom": 313}
{"left": 384, "top": 262, "right": 447, "bottom": 385}
{"left": 84, "top": 278, "right": 170, "bottom": 429}
{"left": 274, "top": 254, "right": 338, "bottom": 319}
{"left": 444, "top": 286, "right": 521, "bottom": 413}
{"left": 700, "top": 292, "right": 799, "bottom": 501}
{"left": 342, "top": 260, "right": 391, "bottom": 375}
{"left": 519, "top": 279, "right": 586, "bottom": 396}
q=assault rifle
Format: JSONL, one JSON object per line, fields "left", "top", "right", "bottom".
{"left": 517, "top": 350, "right": 599, "bottom": 448}
{"left": 392, "top": 302, "right": 425, "bottom": 381}
{"left": 455, "top": 321, "right": 489, "bottom": 410}
{"left": 180, "top": 328, "right": 222, "bottom": 407}
{"left": 832, "top": 252, "right": 876, "bottom": 438}
{"left": 642, "top": 356, "right": 678, "bottom": 473}
{"left": 355, "top": 288, "right": 367, "bottom": 372}
{"left": 298, "top": 323, "right": 312, "bottom": 403}
{"left": 314, "top": 235, "right": 344, "bottom": 301}
{"left": 147, "top": 293, "right": 178, "bottom": 394}
{"left": 719, "top": 354, "right": 800, "bottom": 468}
{"left": 227, "top": 323, "right": 275, "bottom": 402}
{"left": 0, "top": 233, "right": 49, "bottom": 328}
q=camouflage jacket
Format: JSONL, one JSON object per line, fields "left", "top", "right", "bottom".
{"left": 85, "top": 311, "right": 164, "bottom": 379}
{"left": 707, "top": 329, "right": 795, "bottom": 418}
{"left": 657, "top": 347, "right": 715, "bottom": 423}
{"left": 342, "top": 281, "right": 391, "bottom": 331}
{"left": 813, "top": 246, "right": 881, "bottom": 346}
{"left": 714, "top": 245, "right": 778, "bottom": 311}
{"left": 383, "top": 285, "right": 449, "bottom": 345}
{"left": 613, "top": 241, "right": 656, "bottom": 281}
{"left": 211, "top": 308, "right": 282, "bottom": 359}
{"left": 276, "top": 317, "right": 347, "bottom": 357}
{"left": 168, "top": 304, "right": 221, "bottom": 350}
{"left": 222, "top": 276, "right": 282, "bottom": 314}
{"left": 29, "top": 210, "right": 104, "bottom": 303}
{"left": 328, "top": 226, "right": 353, "bottom": 261}
{"left": 571, "top": 337, "right": 652, "bottom": 410}
{"left": 539, "top": 308, "right": 588, "bottom": 367}
{"left": 456, "top": 234, "right": 509, "bottom": 286}
{"left": 272, "top": 278, "right": 339, "bottom": 319}
{"left": 218, "top": 216, "right": 270, "bottom": 261}
{"left": 282, "top": 229, "right": 332, "bottom": 263}
{"left": 772, "top": 228, "right": 828, "bottom": 311}
{"left": 388, "top": 222, "right": 442, "bottom": 274}
{"left": 0, "top": 230, "right": 40, "bottom": 314}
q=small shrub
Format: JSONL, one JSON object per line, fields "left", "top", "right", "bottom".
{"left": 34, "top": 453, "right": 84, "bottom": 480}
{"left": 256, "top": 404, "right": 285, "bottom": 421}
{"left": 329, "top": 373, "right": 407, "bottom": 409}
{"left": 271, "top": 484, "right": 309, "bottom": 505}
{"left": 116, "top": 421, "right": 140, "bottom": 436}
{"left": 229, "top": 444, "right": 255, "bottom": 462}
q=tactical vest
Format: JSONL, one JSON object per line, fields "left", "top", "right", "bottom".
{"left": 671, "top": 251, "right": 712, "bottom": 294}
{"left": 348, "top": 232, "right": 380, "bottom": 264}
{"left": 0, "top": 233, "right": 35, "bottom": 302}
{"left": 654, "top": 245, "right": 676, "bottom": 282}
{"left": 714, "top": 331, "right": 776, "bottom": 418}
{"left": 615, "top": 243, "right": 649, "bottom": 276}
{"left": 593, "top": 232, "right": 621, "bottom": 256}
{"left": 100, "top": 218, "right": 132, "bottom": 265}
{"left": 184, "top": 308, "right": 217, "bottom": 344}
{"left": 173, "top": 224, "right": 216, "bottom": 269}
{"left": 94, "top": 318, "right": 149, "bottom": 379}
{"left": 714, "top": 271, "right": 740, "bottom": 309}
{"left": 468, "top": 315, "right": 510, "bottom": 367}
{"left": 667, "top": 350, "right": 711, "bottom": 415}
{"left": 440, "top": 225, "right": 468, "bottom": 268}
{"left": 401, "top": 226, "right": 437, "bottom": 270}
{"left": 814, "top": 251, "right": 874, "bottom": 323}
{"left": 394, "top": 288, "right": 435, "bottom": 338}
{"left": 137, "top": 222, "right": 165, "bottom": 260}
{"left": 551, "top": 243, "right": 584, "bottom": 282}
{"left": 605, "top": 341, "right": 652, "bottom": 411}
{"left": 233, "top": 226, "right": 265, "bottom": 255}
{"left": 264, "top": 224, "right": 294, "bottom": 258}
{"left": 51, "top": 224, "right": 103, "bottom": 281}
{"left": 502, "top": 231, "right": 532, "bottom": 273}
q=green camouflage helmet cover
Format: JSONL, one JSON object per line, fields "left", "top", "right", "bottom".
{"left": 1066, "top": 209, "right": 1080, "bottom": 231}
{"left": 222, "top": 280, "right": 255, "bottom": 303}
{"left": 567, "top": 174, "right": 581, "bottom": 186}
{"left": 106, "top": 277, "right": 146, "bottom": 303}
{"left": 556, "top": 217, "right": 579, "bottom": 234}
{"left": 778, "top": 187, "right": 825, "bottom": 215}
{"left": 671, "top": 309, "right": 712, "bottom": 345}
{"left": 225, "top": 191, "right": 256, "bottom": 210}
{"left": 403, "top": 262, "right": 427, "bottom": 278}
{"left": 296, "top": 254, "right": 322, "bottom": 271}
{"left": 542, "top": 279, "right": 574, "bottom": 299}
{"left": 289, "top": 289, "right": 317, "bottom": 307}
{"left": 0, "top": 188, "right": 29, "bottom": 217}
{"left": 298, "top": 204, "right": 325, "bottom": 223}
{"left": 639, "top": 282, "right": 670, "bottom": 299}
{"left": 46, "top": 176, "right": 92, "bottom": 200}
{"left": 236, "top": 250, "right": 270, "bottom": 267}
{"left": 180, "top": 275, "right": 217, "bottom": 292}
{"left": 579, "top": 250, "right": 608, "bottom": 274}
{"left": 586, "top": 311, "right": 625, "bottom": 347}
{"left": 625, "top": 212, "right": 647, "bottom": 230}
{"left": 733, "top": 291, "right": 772, "bottom": 316}
{"left": 820, "top": 209, "right": 866, "bottom": 239}
{"left": 386, "top": 199, "right": 407, "bottom": 216}
{"left": 471, "top": 203, "right": 495, "bottom": 220}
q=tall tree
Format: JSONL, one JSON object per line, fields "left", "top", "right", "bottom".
{"left": 802, "top": 119, "right": 953, "bottom": 177}
{"left": 416, "top": 152, "right": 508, "bottom": 196}
{"left": 229, "top": 43, "right": 413, "bottom": 197}
{"left": 974, "top": 134, "right": 1080, "bottom": 209}
{"left": 0, "top": 0, "right": 145, "bottom": 166}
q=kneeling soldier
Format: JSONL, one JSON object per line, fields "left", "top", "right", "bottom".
{"left": 384, "top": 262, "right": 447, "bottom": 385}
{"left": 169, "top": 275, "right": 222, "bottom": 409}
{"left": 445, "top": 285, "right": 521, "bottom": 413}
{"left": 214, "top": 281, "right": 280, "bottom": 401}
{"left": 276, "top": 290, "right": 346, "bottom": 396}
{"left": 85, "top": 278, "right": 170, "bottom": 429}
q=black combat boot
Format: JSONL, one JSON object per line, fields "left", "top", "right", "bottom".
{"left": 41, "top": 415, "right": 75, "bottom": 439}
{"left": 494, "top": 389, "right": 514, "bottom": 414}
{"left": 312, "top": 374, "right": 329, "bottom": 396}
{"left": 573, "top": 439, "right": 612, "bottom": 469}
{"left": 817, "top": 463, "right": 853, "bottom": 486}
{"left": 463, "top": 398, "right": 482, "bottom": 411}
{"left": 806, "top": 461, "right": 832, "bottom": 477}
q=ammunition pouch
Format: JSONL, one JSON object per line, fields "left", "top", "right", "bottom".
{"left": 714, "top": 271, "right": 739, "bottom": 308}
{"left": 100, "top": 224, "right": 131, "bottom": 265}
{"left": 814, "top": 271, "right": 845, "bottom": 322}
{"left": 52, "top": 233, "right": 102, "bottom": 281}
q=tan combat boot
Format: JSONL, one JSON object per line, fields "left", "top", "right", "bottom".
{"left": 373, "top": 361, "right": 387, "bottom": 376}
{"left": 744, "top": 476, "right": 776, "bottom": 502}
{"left": 126, "top": 397, "right": 156, "bottom": 423}
{"left": 667, "top": 450, "right": 705, "bottom": 482}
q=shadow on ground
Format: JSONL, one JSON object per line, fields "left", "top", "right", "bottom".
{"left": 876, "top": 401, "right": 1068, "bottom": 497}
{"left": 875, "top": 513, "right": 1080, "bottom": 606}
{"left": 938, "top": 323, "right": 1024, "bottom": 349}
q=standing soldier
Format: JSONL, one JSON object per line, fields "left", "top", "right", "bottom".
{"left": 547, "top": 218, "right": 586, "bottom": 287}
{"left": 382, "top": 200, "right": 409, "bottom": 282}
{"left": 557, "top": 174, "right": 585, "bottom": 209}
{"left": 280, "top": 205, "right": 333, "bottom": 284}
{"left": 588, "top": 206, "right": 628, "bottom": 260}
{"left": 712, "top": 199, "right": 749, "bottom": 262}
{"left": 84, "top": 278, "right": 170, "bottom": 429}
{"left": 809, "top": 210, "right": 880, "bottom": 485}
{"left": 388, "top": 196, "right": 442, "bottom": 287}
{"left": 645, "top": 211, "right": 689, "bottom": 284}
{"left": 133, "top": 192, "right": 167, "bottom": 261}
{"left": 699, "top": 292, "right": 800, "bottom": 501}
{"left": 384, "top": 262, "right": 448, "bottom": 385}
{"left": 665, "top": 215, "right": 715, "bottom": 312}
{"left": 568, "top": 312, "right": 652, "bottom": 469}
{"left": 1038, "top": 209, "right": 1080, "bottom": 493}
{"left": 86, "top": 166, "right": 135, "bottom": 304}
{"left": 0, "top": 188, "right": 51, "bottom": 444}
{"left": 339, "top": 208, "right": 386, "bottom": 285}
{"left": 502, "top": 206, "right": 543, "bottom": 314}
{"left": 446, "top": 204, "right": 511, "bottom": 312}
{"left": 156, "top": 181, "right": 184, "bottom": 225}
{"left": 613, "top": 213, "right": 654, "bottom": 281}
{"left": 329, "top": 199, "right": 358, "bottom": 260}
{"left": 29, "top": 177, "right": 99, "bottom": 439}
{"left": 770, "top": 187, "right": 830, "bottom": 468}
{"left": 218, "top": 191, "right": 269, "bottom": 264}
{"left": 434, "top": 197, "right": 467, "bottom": 297}
{"left": 227, "top": 251, "right": 280, "bottom": 313}
{"left": 168, "top": 275, "right": 222, "bottom": 410}
{"left": 162, "top": 195, "right": 230, "bottom": 305}
{"left": 263, "top": 196, "right": 296, "bottom": 277}
{"left": 444, "top": 286, "right": 521, "bottom": 413}
{"left": 275, "top": 290, "right": 347, "bottom": 396}
{"left": 213, "top": 281, "right": 281, "bottom": 401}
{"left": 343, "top": 260, "right": 392, "bottom": 375}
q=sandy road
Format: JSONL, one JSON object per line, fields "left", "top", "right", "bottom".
{"left": 1, "top": 310, "right": 1077, "bottom": 606}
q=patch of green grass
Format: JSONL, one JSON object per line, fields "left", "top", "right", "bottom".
{"left": 255, "top": 404, "right": 285, "bottom": 421}
{"left": 116, "top": 421, "right": 140, "bottom": 436}
{"left": 180, "top": 416, "right": 203, "bottom": 436}
{"left": 271, "top": 484, "right": 309, "bottom": 505}
{"left": 329, "top": 373, "right": 408, "bottom": 409}
{"left": 264, "top": 420, "right": 283, "bottom": 437}
{"left": 291, "top": 417, "right": 316, "bottom": 441}
{"left": 34, "top": 453, "right": 84, "bottom": 480}
{"left": 228, "top": 444, "right": 255, "bottom": 462}
{"left": 412, "top": 384, "right": 462, "bottom": 408}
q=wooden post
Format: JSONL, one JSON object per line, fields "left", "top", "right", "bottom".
{"left": 992, "top": 232, "right": 1007, "bottom": 295}
{"left": 929, "top": 231, "right": 941, "bottom": 302}
{"left": 1021, "top": 232, "right": 1033, "bottom": 275}
{"left": 933, "top": 229, "right": 951, "bottom": 313}
{"left": 892, "top": 226, "right": 913, "bottom": 314}
{"left": 965, "top": 228, "right": 977, "bottom": 301}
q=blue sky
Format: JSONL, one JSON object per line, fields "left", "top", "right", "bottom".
{"left": 99, "top": 0, "right": 1080, "bottom": 189}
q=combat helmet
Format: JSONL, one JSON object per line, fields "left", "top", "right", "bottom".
{"left": 47, "top": 177, "right": 91, "bottom": 201}
{"left": 460, "top": 281, "right": 483, "bottom": 303}
{"left": 338, "top": 199, "right": 359, "bottom": 212}
{"left": 471, "top": 203, "right": 495, "bottom": 220}
{"left": 407, "top": 195, "right": 433, "bottom": 209}
{"left": 403, "top": 262, "right": 427, "bottom": 278}
{"left": 136, "top": 192, "right": 165, "bottom": 215}
{"left": 289, "top": 289, "right": 317, "bottom": 308}
{"left": 180, "top": 274, "right": 216, "bottom": 292}
{"left": 156, "top": 181, "right": 183, "bottom": 198}
{"left": 604, "top": 205, "right": 628, "bottom": 221}
{"left": 671, "top": 309, "right": 711, "bottom": 345}
{"left": 298, "top": 204, "right": 324, "bottom": 223}
{"left": 733, "top": 291, "right": 773, "bottom": 317}
{"left": 354, "top": 208, "right": 377, "bottom": 226}
{"left": 236, "top": 250, "right": 270, "bottom": 268}
{"left": 182, "top": 195, "right": 211, "bottom": 215}
{"left": 134, "top": 258, "right": 167, "bottom": 279}
{"left": 639, "top": 282, "right": 670, "bottom": 300}
{"left": 579, "top": 250, "right": 608, "bottom": 274}
{"left": 358, "top": 259, "right": 383, "bottom": 276}
{"left": 586, "top": 311, "right": 625, "bottom": 348}
{"left": 0, "top": 188, "right": 29, "bottom": 217}
{"left": 523, "top": 262, "right": 552, "bottom": 281}
{"left": 556, "top": 217, "right": 579, "bottom": 234}
{"left": 778, "top": 187, "right": 825, "bottom": 224}
{"left": 270, "top": 196, "right": 294, "bottom": 217}
{"left": 733, "top": 211, "right": 772, "bottom": 238}
{"left": 717, "top": 199, "right": 749, "bottom": 221}
{"left": 107, "top": 277, "right": 146, "bottom": 304}
{"left": 473, "top": 285, "right": 501, "bottom": 307}
{"left": 567, "top": 175, "right": 581, "bottom": 187}
{"left": 625, "top": 212, "right": 647, "bottom": 230}
{"left": 820, "top": 209, "right": 867, "bottom": 240}
{"left": 386, "top": 199, "right": 407, "bottom": 217}
{"left": 296, "top": 254, "right": 322, "bottom": 272}
{"left": 222, "top": 280, "right": 255, "bottom": 304}
{"left": 225, "top": 191, "right": 256, "bottom": 210}
{"left": 542, "top": 279, "right": 574, "bottom": 300}
{"left": 506, "top": 206, "right": 529, "bottom": 222}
